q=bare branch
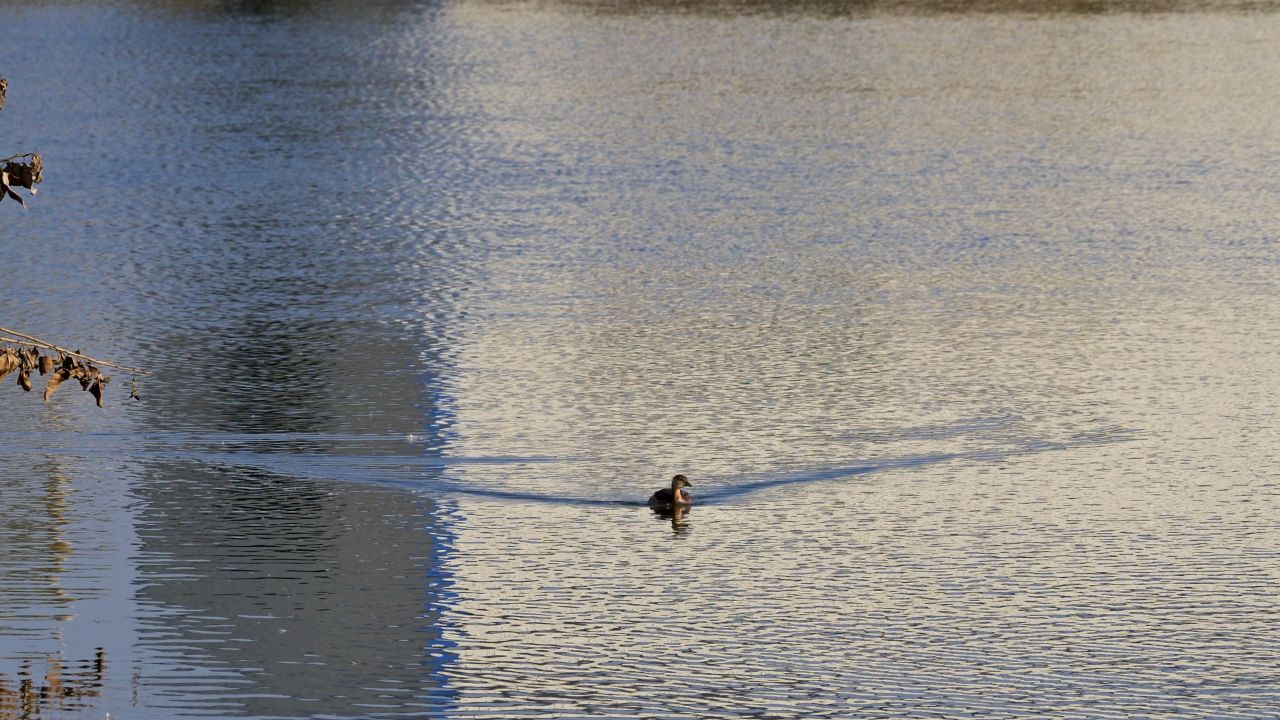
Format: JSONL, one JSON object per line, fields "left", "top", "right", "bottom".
{"left": 0, "top": 326, "right": 151, "bottom": 375}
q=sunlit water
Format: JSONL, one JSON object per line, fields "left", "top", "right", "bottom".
{"left": 2, "top": 1, "right": 1279, "bottom": 718}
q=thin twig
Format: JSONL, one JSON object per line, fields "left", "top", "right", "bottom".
{"left": 0, "top": 152, "right": 38, "bottom": 163}
{"left": 0, "top": 326, "right": 152, "bottom": 375}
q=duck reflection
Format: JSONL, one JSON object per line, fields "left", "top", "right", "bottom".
{"left": 651, "top": 503, "right": 692, "bottom": 533}
{"left": 0, "top": 648, "right": 105, "bottom": 720}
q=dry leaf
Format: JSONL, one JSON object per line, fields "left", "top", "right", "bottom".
{"left": 2, "top": 185, "right": 24, "bottom": 207}
{"left": 2, "top": 156, "right": 42, "bottom": 191}
{"left": 43, "top": 367, "right": 69, "bottom": 400}
{"left": 0, "top": 328, "right": 141, "bottom": 406}
{"left": 0, "top": 349, "right": 19, "bottom": 382}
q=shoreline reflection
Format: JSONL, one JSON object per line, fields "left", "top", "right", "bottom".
{"left": 0, "top": 649, "right": 105, "bottom": 720}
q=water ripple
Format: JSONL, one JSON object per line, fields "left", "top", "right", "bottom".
{"left": 3, "top": 3, "right": 1280, "bottom": 719}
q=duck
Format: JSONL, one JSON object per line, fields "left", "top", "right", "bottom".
{"left": 648, "top": 474, "right": 692, "bottom": 509}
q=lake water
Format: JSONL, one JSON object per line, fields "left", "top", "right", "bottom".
{"left": 2, "top": 1, "right": 1279, "bottom": 718}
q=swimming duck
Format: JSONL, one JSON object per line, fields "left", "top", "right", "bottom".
{"left": 649, "top": 474, "right": 692, "bottom": 508}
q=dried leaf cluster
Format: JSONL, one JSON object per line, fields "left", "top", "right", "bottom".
{"left": 0, "top": 346, "right": 112, "bottom": 407}
{"left": 1, "top": 153, "right": 42, "bottom": 206}
{"left": 1, "top": 76, "right": 43, "bottom": 206}
{"left": 0, "top": 78, "right": 139, "bottom": 408}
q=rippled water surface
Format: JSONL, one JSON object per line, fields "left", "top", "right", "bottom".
{"left": 2, "top": 1, "right": 1280, "bottom": 718}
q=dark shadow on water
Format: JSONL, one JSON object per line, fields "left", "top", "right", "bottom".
{"left": 416, "top": 430, "right": 1138, "bottom": 507}
{"left": 115, "top": 428, "right": 1138, "bottom": 508}
{"left": 697, "top": 430, "right": 1138, "bottom": 503}
{"left": 391, "top": 480, "right": 646, "bottom": 508}
{"left": 0, "top": 429, "right": 1138, "bottom": 510}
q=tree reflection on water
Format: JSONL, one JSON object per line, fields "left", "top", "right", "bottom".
{"left": 0, "top": 648, "right": 106, "bottom": 720}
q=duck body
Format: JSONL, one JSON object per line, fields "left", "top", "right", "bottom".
{"left": 648, "top": 487, "right": 692, "bottom": 507}
{"left": 648, "top": 474, "right": 693, "bottom": 509}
